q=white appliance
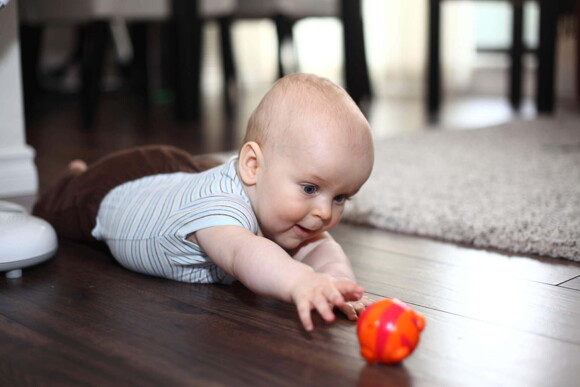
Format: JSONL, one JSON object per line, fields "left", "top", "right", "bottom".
{"left": 0, "top": 200, "right": 57, "bottom": 278}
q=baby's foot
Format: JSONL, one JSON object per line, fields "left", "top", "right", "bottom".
{"left": 68, "top": 159, "right": 88, "bottom": 173}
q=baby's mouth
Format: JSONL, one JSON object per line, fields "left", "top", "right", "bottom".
{"left": 294, "top": 224, "right": 320, "bottom": 238}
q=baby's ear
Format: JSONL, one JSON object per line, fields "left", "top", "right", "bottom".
{"left": 238, "top": 141, "right": 262, "bottom": 185}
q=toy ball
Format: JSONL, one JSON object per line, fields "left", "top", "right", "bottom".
{"left": 357, "top": 298, "right": 425, "bottom": 364}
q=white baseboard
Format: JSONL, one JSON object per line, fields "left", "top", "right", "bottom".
{"left": 0, "top": 145, "right": 38, "bottom": 197}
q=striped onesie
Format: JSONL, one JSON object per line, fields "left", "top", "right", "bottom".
{"left": 91, "top": 157, "right": 258, "bottom": 284}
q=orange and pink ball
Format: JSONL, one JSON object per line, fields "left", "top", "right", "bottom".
{"left": 357, "top": 298, "right": 425, "bottom": 364}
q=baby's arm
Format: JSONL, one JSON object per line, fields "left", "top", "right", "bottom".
{"left": 291, "top": 232, "right": 356, "bottom": 281}
{"left": 291, "top": 232, "right": 374, "bottom": 320}
{"left": 193, "top": 226, "right": 364, "bottom": 331}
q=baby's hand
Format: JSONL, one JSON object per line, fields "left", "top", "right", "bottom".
{"left": 290, "top": 272, "right": 364, "bottom": 331}
{"left": 336, "top": 295, "right": 375, "bottom": 321}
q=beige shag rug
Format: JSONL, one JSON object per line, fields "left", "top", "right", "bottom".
{"left": 342, "top": 116, "right": 580, "bottom": 261}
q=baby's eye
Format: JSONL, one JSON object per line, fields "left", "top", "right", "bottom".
{"left": 334, "top": 194, "right": 347, "bottom": 204}
{"left": 302, "top": 185, "right": 318, "bottom": 195}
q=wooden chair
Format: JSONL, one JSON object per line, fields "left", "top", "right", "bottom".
{"left": 18, "top": 0, "right": 237, "bottom": 126}
{"left": 427, "top": 0, "right": 578, "bottom": 118}
{"left": 233, "top": 0, "right": 372, "bottom": 104}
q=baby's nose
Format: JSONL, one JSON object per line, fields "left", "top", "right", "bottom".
{"left": 312, "top": 200, "right": 332, "bottom": 221}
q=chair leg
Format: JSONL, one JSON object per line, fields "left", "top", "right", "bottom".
{"left": 275, "top": 14, "right": 293, "bottom": 78}
{"left": 427, "top": 0, "right": 441, "bottom": 119}
{"left": 172, "top": 0, "right": 202, "bottom": 122}
{"left": 19, "top": 24, "right": 43, "bottom": 114}
{"left": 160, "top": 22, "right": 176, "bottom": 100}
{"left": 576, "top": 0, "right": 580, "bottom": 103}
{"left": 510, "top": 0, "right": 524, "bottom": 110}
{"left": 129, "top": 22, "right": 151, "bottom": 113}
{"left": 81, "top": 21, "right": 109, "bottom": 127}
{"left": 341, "top": 0, "right": 372, "bottom": 105}
{"left": 218, "top": 16, "right": 237, "bottom": 110}
{"left": 536, "top": 0, "right": 558, "bottom": 113}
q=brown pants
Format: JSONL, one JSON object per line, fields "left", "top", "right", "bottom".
{"left": 33, "top": 145, "right": 222, "bottom": 242}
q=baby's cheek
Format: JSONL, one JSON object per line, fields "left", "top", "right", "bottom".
{"left": 263, "top": 198, "right": 301, "bottom": 226}
{"left": 277, "top": 194, "right": 306, "bottom": 214}
{"left": 279, "top": 202, "right": 307, "bottom": 222}
{"left": 332, "top": 207, "right": 345, "bottom": 224}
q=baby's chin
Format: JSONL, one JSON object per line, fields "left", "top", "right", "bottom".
{"left": 266, "top": 226, "right": 325, "bottom": 251}
{"left": 281, "top": 236, "right": 322, "bottom": 252}
{"left": 276, "top": 239, "right": 301, "bottom": 252}
{"left": 267, "top": 234, "right": 304, "bottom": 252}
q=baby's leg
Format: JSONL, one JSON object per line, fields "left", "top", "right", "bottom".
{"left": 32, "top": 160, "right": 91, "bottom": 241}
{"left": 33, "top": 145, "right": 221, "bottom": 242}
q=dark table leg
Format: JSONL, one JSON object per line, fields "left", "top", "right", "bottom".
{"left": 172, "top": 0, "right": 201, "bottom": 122}
{"left": 510, "top": 0, "right": 524, "bottom": 109}
{"left": 341, "top": 0, "right": 372, "bottom": 104}
{"left": 129, "top": 22, "right": 151, "bottom": 114}
{"left": 427, "top": 0, "right": 441, "bottom": 118}
{"left": 577, "top": 0, "right": 580, "bottom": 102}
{"left": 576, "top": 0, "right": 580, "bottom": 102}
{"left": 19, "top": 24, "right": 43, "bottom": 116}
{"left": 218, "top": 16, "right": 237, "bottom": 115}
{"left": 274, "top": 14, "right": 293, "bottom": 79}
{"left": 81, "top": 21, "right": 109, "bottom": 127}
{"left": 536, "top": 0, "right": 557, "bottom": 113}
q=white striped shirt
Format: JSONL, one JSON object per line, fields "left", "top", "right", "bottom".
{"left": 92, "top": 156, "right": 258, "bottom": 283}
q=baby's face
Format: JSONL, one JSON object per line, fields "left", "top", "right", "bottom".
{"left": 252, "top": 124, "right": 373, "bottom": 250}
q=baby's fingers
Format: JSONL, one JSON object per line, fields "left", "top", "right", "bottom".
{"left": 338, "top": 299, "right": 372, "bottom": 321}
{"left": 296, "top": 299, "right": 315, "bottom": 332}
{"left": 323, "top": 285, "right": 345, "bottom": 307}
{"left": 338, "top": 303, "right": 359, "bottom": 321}
{"left": 313, "top": 293, "right": 336, "bottom": 323}
{"left": 297, "top": 297, "right": 334, "bottom": 332}
{"left": 359, "top": 295, "right": 375, "bottom": 307}
{"left": 296, "top": 288, "right": 344, "bottom": 331}
{"left": 334, "top": 281, "right": 364, "bottom": 301}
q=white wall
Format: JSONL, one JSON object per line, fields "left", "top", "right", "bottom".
{"left": 0, "top": 0, "right": 38, "bottom": 197}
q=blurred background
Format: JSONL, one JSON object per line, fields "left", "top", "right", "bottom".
{"left": 0, "top": 0, "right": 578, "bottom": 196}
{"left": 25, "top": 1, "right": 579, "bottom": 121}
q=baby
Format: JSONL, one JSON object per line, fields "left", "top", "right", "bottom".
{"left": 34, "top": 73, "right": 375, "bottom": 331}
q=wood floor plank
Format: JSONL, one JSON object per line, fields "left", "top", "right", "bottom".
{"left": 337, "top": 239, "right": 580, "bottom": 345}
{"left": 332, "top": 223, "right": 580, "bottom": 286}
{"left": 406, "top": 305, "right": 580, "bottom": 387}
{"left": 0, "top": 241, "right": 408, "bottom": 386}
{"left": 3, "top": 240, "right": 579, "bottom": 387}
{"left": 559, "top": 276, "right": 580, "bottom": 291}
{"left": 3, "top": 202, "right": 579, "bottom": 386}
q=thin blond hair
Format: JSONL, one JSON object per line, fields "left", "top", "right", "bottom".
{"left": 242, "top": 73, "right": 369, "bottom": 151}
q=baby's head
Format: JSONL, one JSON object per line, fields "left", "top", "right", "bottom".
{"left": 238, "top": 73, "right": 374, "bottom": 250}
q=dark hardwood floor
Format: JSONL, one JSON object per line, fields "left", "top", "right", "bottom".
{"left": 2, "top": 86, "right": 580, "bottom": 386}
